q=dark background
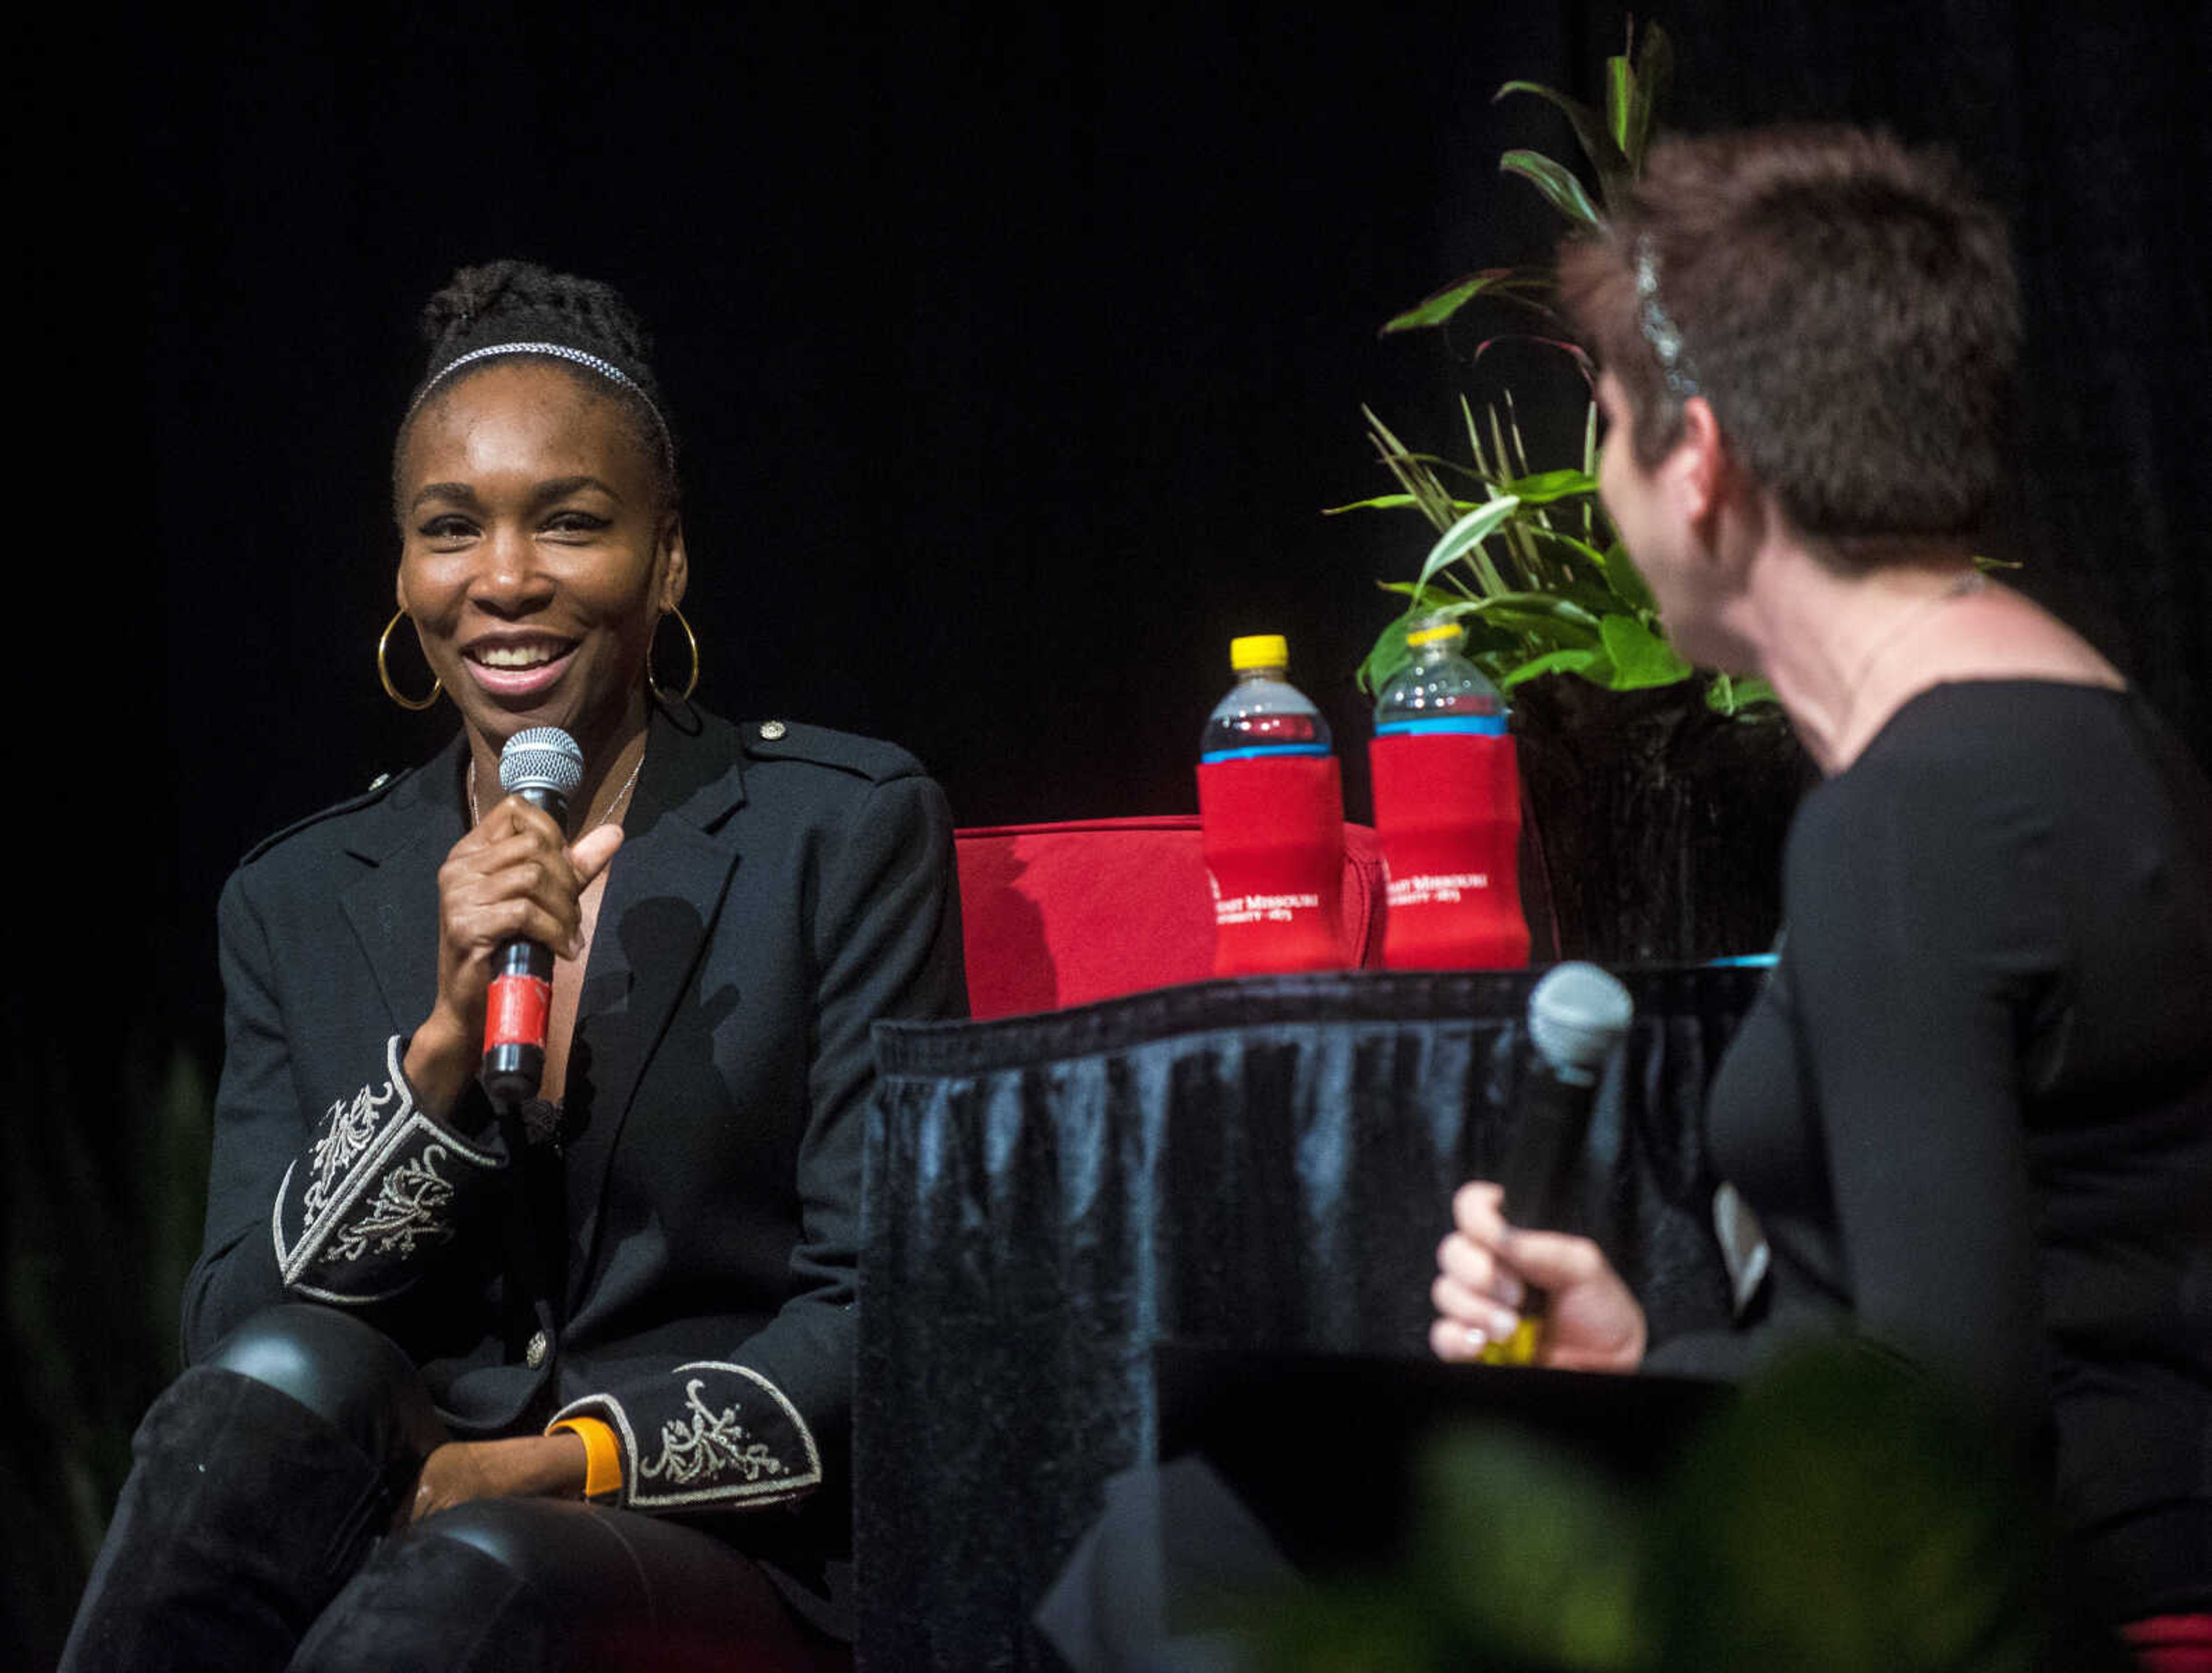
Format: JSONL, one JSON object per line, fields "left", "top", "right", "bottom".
{"left": 12, "top": 0, "right": 2209, "bottom": 1660}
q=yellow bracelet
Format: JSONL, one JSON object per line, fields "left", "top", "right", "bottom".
{"left": 547, "top": 1415, "right": 624, "bottom": 1500}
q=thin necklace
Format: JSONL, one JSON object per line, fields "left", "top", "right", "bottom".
{"left": 1836, "top": 569, "right": 1987, "bottom": 739}
{"left": 469, "top": 746, "right": 645, "bottom": 832}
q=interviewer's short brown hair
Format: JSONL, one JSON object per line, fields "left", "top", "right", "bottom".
{"left": 1560, "top": 127, "right": 2019, "bottom": 564}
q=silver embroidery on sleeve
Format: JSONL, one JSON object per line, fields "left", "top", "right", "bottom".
{"left": 302, "top": 1075, "right": 406, "bottom": 1220}
{"left": 550, "top": 1361, "right": 824, "bottom": 1511}
{"left": 639, "top": 1377, "right": 786, "bottom": 1489}
{"left": 274, "top": 1036, "right": 500, "bottom": 1299}
{"left": 325, "top": 1144, "right": 459, "bottom": 1262}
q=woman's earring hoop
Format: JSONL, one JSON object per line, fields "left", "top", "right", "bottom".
{"left": 378, "top": 611, "right": 443, "bottom": 711}
{"left": 648, "top": 607, "right": 700, "bottom": 705}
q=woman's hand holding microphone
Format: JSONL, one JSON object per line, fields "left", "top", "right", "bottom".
{"left": 392, "top": 786, "right": 624, "bottom": 1519}
{"left": 1430, "top": 1180, "right": 1647, "bottom": 1372}
{"left": 403, "top": 792, "right": 624, "bottom": 1126}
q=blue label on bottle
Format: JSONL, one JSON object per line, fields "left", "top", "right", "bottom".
{"left": 1374, "top": 717, "right": 1509, "bottom": 737}
{"left": 1199, "top": 744, "right": 1335, "bottom": 763}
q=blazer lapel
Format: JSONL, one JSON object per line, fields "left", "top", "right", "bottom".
{"left": 339, "top": 737, "right": 468, "bottom": 1038}
{"left": 562, "top": 706, "right": 749, "bottom": 1297}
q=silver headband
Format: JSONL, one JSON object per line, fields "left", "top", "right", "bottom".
{"left": 408, "top": 340, "right": 676, "bottom": 475}
{"left": 1634, "top": 236, "right": 1699, "bottom": 399}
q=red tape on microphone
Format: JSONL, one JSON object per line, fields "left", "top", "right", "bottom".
{"left": 485, "top": 974, "right": 553, "bottom": 1050}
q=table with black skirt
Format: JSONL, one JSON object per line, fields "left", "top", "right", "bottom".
{"left": 855, "top": 965, "right": 1762, "bottom": 1672}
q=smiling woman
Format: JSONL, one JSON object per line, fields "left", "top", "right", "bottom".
{"left": 395, "top": 265, "right": 684, "bottom": 793}
{"left": 62, "top": 263, "right": 968, "bottom": 1672}
{"left": 400, "top": 366, "right": 679, "bottom": 724}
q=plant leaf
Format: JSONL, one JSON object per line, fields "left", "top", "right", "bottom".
{"left": 1604, "top": 53, "right": 1636, "bottom": 157}
{"left": 1495, "top": 79, "right": 1628, "bottom": 187}
{"left": 1380, "top": 588, "right": 1486, "bottom": 615}
{"left": 1357, "top": 620, "right": 1416, "bottom": 698}
{"left": 1458, "top": 589, "right": 1605, "bottom": 630}
{"left": 1706, "top": 672, "right": 1780, "bottom": 714}
{"left": 1380, "top": 267, "right": 1554, "bottom": 335}
{"left": 1624, "top": 21, "right": 1674, "bottom": 168}
{"left": 1594, "top": 539, "right": 1657, "bottom": 615}
{"left": 1322, "top": 493, "right": 1426, "bottom": 515}
{"left": 1499, "top": 150, "right": 1605, "bottom": 230}
{"left": 1509, "top": 539, "right": 1629, "bottom": 617}
{"left": 1365, "top": 587, "right": 1533, "bottom": 677}
{"left": 1597, "top": 614, "right": 1695, "bottom": 688}
{"left": 1499, "top": 467, "right": 1598, "bottom": 505}
{"left": 1363, "top": 407, "right": 1467, "bottom": 533}
{"left": 1468, "top": 606, "right": 1603, "bottom": 650}
{"left": 1471, "top": 334, "right": 1597, "bottom": 385}
{"left": 1518, "top": 525, "right": 1611, "bottom": 570}
{"left": 1415, "top": 497, "right": 1524, "bottom": 596}
{"left": 1389, "top": 591, "right": 1604, "bottom": 650}
{"left": 1502, "top": 648, "right": 1608, "bottom": 688}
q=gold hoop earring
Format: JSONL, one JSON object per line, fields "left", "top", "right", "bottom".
{"left": 378, "top": 611, "right": 443, "bottom": 711}
{"left": 647, "top": 606, "right": 700, "bottom": 704}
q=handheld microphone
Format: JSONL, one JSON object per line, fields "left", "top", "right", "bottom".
{"left": 482, "top": 727, "right": 584, "bottom": 1112}
{"left": 1479, "top": 961, "right": 1634, "bottom": 1366}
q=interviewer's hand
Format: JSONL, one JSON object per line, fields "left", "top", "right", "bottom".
{"left": 402, "top": 1433, "right": 590, "bottom": 1529}
{"left": 403, "top": 797, "right": 625, "bottom": 1119}
{"left": 1430, "top": 1181, "right": 1647, "bottom": 1373}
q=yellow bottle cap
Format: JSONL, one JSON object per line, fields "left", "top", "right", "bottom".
{"left": 1406, "top": 623, "right": 1461, "bottom": 648}
{"left": 1230, "top": 634, "right": 1289, "bottom": 672}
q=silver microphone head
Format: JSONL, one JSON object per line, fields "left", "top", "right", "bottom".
{"left": 498, "top": 727, "right": 585, "bottom": 800}
{"left": 1527, "top": 962, "right": 1634, "bottom": 1085}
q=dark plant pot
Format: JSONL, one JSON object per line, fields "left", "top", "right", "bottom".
{"left": 1512, "top": 677, "right": 1814, "bottom": 966}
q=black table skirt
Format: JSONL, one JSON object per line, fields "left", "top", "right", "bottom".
{"left": 857, "top": 966, "right": 1763, "bottom": 1671}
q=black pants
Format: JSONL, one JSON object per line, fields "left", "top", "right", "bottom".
{"left": 60, "top": 1305, "right": 846, "bottom": 1673}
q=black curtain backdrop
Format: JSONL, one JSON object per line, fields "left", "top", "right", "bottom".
{"left": 12, "top": 0, "right": 2209, "bottom": 1659}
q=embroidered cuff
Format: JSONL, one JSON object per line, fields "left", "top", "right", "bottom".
{"left": 272, "top": 1036, "right": 503, "bottom": 1304}
{"left": 550, "top": 1362, "right": 824, "bottom": 1513}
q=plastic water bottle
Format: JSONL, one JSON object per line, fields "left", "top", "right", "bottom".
{"left": 1196, "top": 635, "right": 1346, "bottom": 975}
{"left": 1374, "top": 618, "right": 1508, "bottom": 737}
{"left": 1368, "top": 617, "right": 1530, "bottom": 968}
{"left": 1200, "top": 636, "right": 1332, "bottom": 759}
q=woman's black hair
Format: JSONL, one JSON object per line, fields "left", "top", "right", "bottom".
{"left": 396, "top": 260, "right": 680, "bottom": 512}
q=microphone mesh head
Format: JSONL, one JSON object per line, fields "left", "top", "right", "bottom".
{"left": 1528, "top": 962, "right": 1634, "bottom": 1084}
{"left": 499, "top": 727, "right": 585, "bottom": 798}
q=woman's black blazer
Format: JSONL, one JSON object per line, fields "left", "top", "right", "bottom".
{"left": 183, "top": 703, "right": 966, "bottom": 1554}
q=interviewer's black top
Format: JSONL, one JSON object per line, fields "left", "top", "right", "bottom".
{"left": 1653, "top": 681, "right": 2212, "bottom": 1621}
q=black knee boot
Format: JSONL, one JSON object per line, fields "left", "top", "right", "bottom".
{"left": 59, "top": 1305, "right": 445, "bottom": 1673}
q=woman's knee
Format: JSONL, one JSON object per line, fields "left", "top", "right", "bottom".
{"left": 418, "top": 1498, "right": 779, "bottom": 1614}
{"left": 381, "top": 1500, "right": 831, "bottom": 1670}
{"left": 414, "top": 1498, "right": 629, "bottom": 1601}
{"left": 201, "top": 1303, "right": 446, "bottom": 1462}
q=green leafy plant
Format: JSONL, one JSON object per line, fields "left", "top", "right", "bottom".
{"left": 1230, "top": 1345, "right": 2056, "bottom": 1672}
{"left": 1339, "top": 23, "right": 1774, "bottom": 718}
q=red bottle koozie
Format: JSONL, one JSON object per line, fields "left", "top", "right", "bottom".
{"left": 1196, "top": 754, "right": 1346, "bottom": 975}
{"left": 1369, "top": 730, "right": 1529, "bottom": 970}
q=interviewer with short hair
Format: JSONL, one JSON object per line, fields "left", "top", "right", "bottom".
{"left": 1431, "top": 127, "right": 2211, "bottom": 1647}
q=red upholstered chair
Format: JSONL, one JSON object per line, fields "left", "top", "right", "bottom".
{"left": 954, "top": 816, "right": 1389, "bottom": 1020}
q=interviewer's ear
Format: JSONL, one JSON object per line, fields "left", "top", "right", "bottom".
{"left": 1673, "top": 395, "right": 1729, "bottom": 525}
